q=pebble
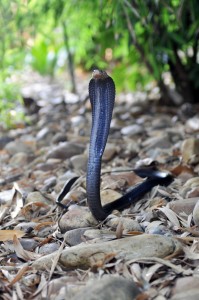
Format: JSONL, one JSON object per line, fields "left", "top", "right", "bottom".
{"left": 185, "top": 116, "right": 199, "bottom": 133}
{"left": 0, "top": 136, "right": 13, "bottom": 149}
{"left": 70, "top": 154, "right": 87, "bottom": 171}
{"left": 26, "top": 191, "right": 51, "bottom": 204}
{"left": 143, "top": 135, "right": 171, "bottom": 150}
{"left": 59, "top": 206, "right": 98, "bottom": 233}
{"left": 71, "top": 275, "right": 141, "bottom": 300}
{"left": 101, "top": 189, "right": 123, "bottom": 206}
{"left": 14, "top": 222, "right": 38, "bottom": 232}
{"left": 5, "top": 140, "right": 34, "bottom": 155}
{"left": 46, "top": 142, "right": 85, "bottom": 160}
{"left": 64, "top": 227, "right": 91, "bottom": 246}
{"left": 171, "top": 276, "right": 199, "bottom": 300}
{"left": 32, "top": 234, "right": 182, "bottom": 270}
{"left": 36, "top": 127, "right": 52, "bottom": 141}
{"left": 83, "top": 229, "right": 116, "bottom": 241}
{"left": 181, "top": 138, "right": 199, "bottom": 164}
{"left": 102, "top": 143, "right": 117, "bottom": 161}
{"left": 0, "top": 189, "right": 14, "bottom": 204}
{"left": 52, "top": 133, "right": 67, "bottom": 144}
{"left": 121, "top": 124, "right": 144, "bottom": 136}
{"left": 145, "top": 221, "right": 170, "bottom": 236}
{"left": 19, "top": 238, "right": 39, "bottom": 251}
{"left": 107, "top": 216, "right": 143, "bottom": 232}
{"left": 38, "top": 243, "right": 60, "bottom": 255}
{"left": 9, "top": 152, "right": 28, "bottom": 166}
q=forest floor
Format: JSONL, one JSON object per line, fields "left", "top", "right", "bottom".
{"left": 0, "top": 71, "right": 199, "bottom": 300}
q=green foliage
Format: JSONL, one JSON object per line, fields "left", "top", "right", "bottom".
{"left": 0, "top": 76, "right": 23, "bottom": 128}
{"left": 1, "top": 0, "right": 199, "bottom": 108}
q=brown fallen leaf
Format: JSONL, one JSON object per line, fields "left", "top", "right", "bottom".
{"left": 0, "top": 230, "right": 25, "bottom": 241}
{"left": 7, "top": 264, "right": 30, "bottom": 287}
{"left": 13, "top": 235, "right": 42, "bottom": 261}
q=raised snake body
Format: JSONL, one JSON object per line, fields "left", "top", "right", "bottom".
{"left": 86, "top": 70, "right": 173, "bottom": 221}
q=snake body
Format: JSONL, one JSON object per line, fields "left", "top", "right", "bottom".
{"left": 87, "top": 70, "right": 173, "bottom": 221}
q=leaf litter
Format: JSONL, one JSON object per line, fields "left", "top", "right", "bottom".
{"left": 0, "top": 71, "right": 199, "bottom": 299}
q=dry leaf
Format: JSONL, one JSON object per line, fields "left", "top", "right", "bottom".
{"left": 8, "top": 264, "right": 30, "bottom": 287}
{"left": 13, "top": 235, "right": 42, "bottom": 261}
{"left": 158, "top": 207, "right": 180, "bottom": 227}
{"left": 0, "top": 230, "right": 25, "bottom": 241}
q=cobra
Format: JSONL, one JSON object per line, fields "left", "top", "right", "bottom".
{"left": 86, "top": 70, "right": 173, "bottom": 221}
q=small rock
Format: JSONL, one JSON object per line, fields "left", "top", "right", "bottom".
{"left": 5, "top": 140, "right": 34, "bottom": 155}
{"left": 0, "top": 189, "right": 14, "bottom": 204}
{"left": 102, "top": 143, "right": 117, "bottom": 161}
{"left": 193, "top": 200, "right": 199, "bottom": 226}
{"left": 9, "top": 152, "right": 28, "bottom": 166}
{"left": 171, "top": 276, "right": 199, "bottom": 300}
{"left": 186, "top": 116, "right": 199, "bottom": 132}
{"left": 39, "top": 243, "right": 60, "bottom": 255}
{"left": 20, "top": 238, "right": 39, "bottom": 251}
{"left": 65, "top": 228, "right": 90, "bottom": 246}
{"left": 32, "top": 234, "right": 182, "bottom": 270}
{"left": 59, "top": 206, "right": 98, "bottom": 233}
{"left": 145, "top": 221, "right": 170, "bottom": 236}
{"left": 0, "top": 136, "right": 13, "bottom": 150}
{"left": 36, "top": 127, "right": 52, "bottom": 141}
{"left": 143, "top": 135, "right": 171, "bottom": 150}
{"left": 121, "top": 124, "right": 144, "bottom": 136}
{"left": 181, "top": 138, "right": 199, "bottom": 164}
{"left": 70, "top": 154, "right": 87, "bottom": 171}
{"left": 26, "top": 191, "right": 51, "bottom": 204}
{"left": 71, "top": 115, "right": 85, "bottom": 126}
{"left": 35, "top": 162, "right": 60, "bottom": 172}
{"left": 83, "top": 229, "right": 116, "bottom": 241}
{"left": 60, "top": 188, "right": 86, "bottom": 205}
{"left": 71, "top": 275, "right": 141, "bottom": 300}
{"left": 15, "top": 222, "right": 38, "bottom": 232}
{"left": 101, "top": 189, "right": 123, "bottom": 206}
{"left": 107, "top": 216, "right": 143, "bottom": 232}
{"left": 152, "top": 117, "right": 172, "bottom": 129}
{"left": 42, "top": 176, "right": 57, "bottom": 191}
{"left": 46, "top": 142, "right": 85, "bottom": 160}
{"left": 52, "top": 133, "right": 67, "bottom": 144}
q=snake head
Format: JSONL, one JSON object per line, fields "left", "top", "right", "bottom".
{"left": 92, "top": 70, "right": 109, "bottom": 80}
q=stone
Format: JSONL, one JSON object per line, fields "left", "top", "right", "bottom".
{"left": 181, "top": 138, "right": 199, "bottom": 164}
{"left": 5, "top": 140, "right": 34, "bottom": 155}
{"left": 70, "top": 154, "right": 87, "bottom": 171}
{"left": 71, "top": 275, "right": 141, "bottom": 300}
{"left": 39, "top": 243, "right": 60, "bottom": 255}
{"left": 64, "top": 228, "right": 90, "bottom": 246}
{"left": 107, "top": 216, "right": 143, "bottom": 232}
{"left": 121, "top": 124, "right": 144, "bottom": 136}
{"left": 102, "top": 143, "right": 117, "bottom": 161}
{"left": 46, "top": 142, "right": 85, "bottom": 160}
{"left": 9, "top": 152, "right": 28, "bottom": 166}
{"left": 32, "top": 234, "right": 182, "bottom": 270}
{"left": 26, "top": 191, "right": 51, "bottom": 204}
{"left": 59, "top": 206, "right": 98, "bottom": 233}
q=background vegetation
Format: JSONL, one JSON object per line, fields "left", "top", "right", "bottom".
{"left": 1, "top": 0, "right": 199, "bottom": 126}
